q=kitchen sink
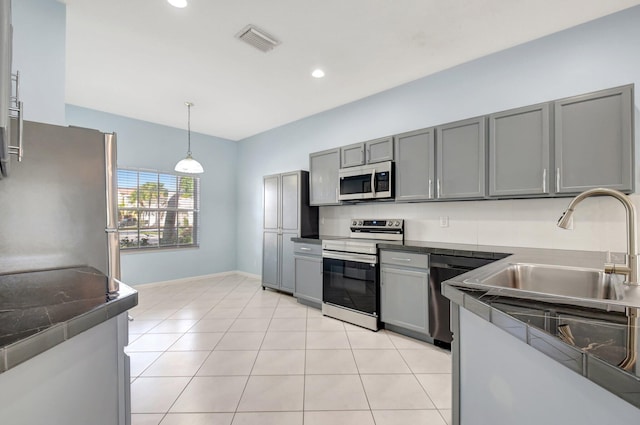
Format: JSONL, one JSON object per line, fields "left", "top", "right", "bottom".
{"left": 472, "top": 263, "right": 624, "bottom": 301}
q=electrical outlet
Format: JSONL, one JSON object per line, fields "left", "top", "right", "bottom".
{"left": 439, "top": 216, "right": 449, "bottom": 228}
{"left": 321, "top": 217, "right": 325, "bottom": 225}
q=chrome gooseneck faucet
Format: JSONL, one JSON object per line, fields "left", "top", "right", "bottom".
{"left": 557, "top": 187, "right": 639, "bottom": 285}
{"left": 557, "top": 187, "right": 638, "bottom": 371}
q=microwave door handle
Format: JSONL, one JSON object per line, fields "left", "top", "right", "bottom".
{"left": 371, "top": 170, "right": 376, "bottom": 196}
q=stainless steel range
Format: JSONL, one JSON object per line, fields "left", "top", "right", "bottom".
{"left": 322, "top": 219, "right": 403, "bottom": 331}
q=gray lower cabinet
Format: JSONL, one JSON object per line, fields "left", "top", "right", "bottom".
{"left": 340, "top": 136, "right": 394, "bottom": 168}
{"left": 380, "top": 250, "right": 430, "bottom": 336}
{"left": 489, "top": 103, "right": 551, "bottom": 197}
{"left": 309, "top": 148, "right": 340, "bottom": 205}
{"left": 281, "top": 233, "right": 297, "bottom": 293}
{"left": 554, "top": 85, "right": 634, "bottom": 194}
{"left": 436, "top": 117, "right": 486, "bottom": 199}
{"left": 0, "top": 314, "right": 130, "bottom": 425}
{"left": 293, "top": 242, "right": 322, "bottom": 308}
{"left": 394, "top": 128, "right": 435, "bottom": 202}
{"left": 262, "top": 230, "right": 279, "bottom": 288}
{"left": 262, "top": 171, "right": 318, "bottom": 293}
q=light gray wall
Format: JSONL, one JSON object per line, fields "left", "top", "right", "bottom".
{"left": 66, "top": 105, "right": 238, "bottom": 285}
{"left": 236, "top": 6, "right": 640, "bottom": 275}
{"left": 12, "top": 0, "right": 66, "bottom": 125}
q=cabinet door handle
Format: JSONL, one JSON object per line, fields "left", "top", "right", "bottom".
{"left": 428, "top": 179, "right": 433, "bottom": 199}
{"left": 391, "top": 257, "right": 411, "bottom": 262}
{"left": 542, "top": 168, "right": 547, "bottom": 193}
{"left": 556, "top": 168, "right": 560, "bottom": 192}
{"left": 437, "top": 179, "right": 441, "bottom": 198}
{"left": 299, "top": 247, "right": 311, "bottom": 251}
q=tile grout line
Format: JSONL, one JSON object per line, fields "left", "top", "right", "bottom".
{"left": 228, "top": 280, "right": 280, "bottom": 422}
{"left": 147, "top": 274, "right": 254, "bottom": 419}
{"left": 151, "top": 276, "right": 233, "bottom": 418}
{"left": 131, "top": 275, "right": 454, "bottom": 424}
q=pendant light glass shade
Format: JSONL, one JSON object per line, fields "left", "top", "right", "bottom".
{"left": 167, "top": 0, "right": 188, "bottom": 8}
{"left": 175, "top": 102, "right": 204, "bottom": 174}
{"left": 175, "top": 154, "right": 204, "bottom": 174}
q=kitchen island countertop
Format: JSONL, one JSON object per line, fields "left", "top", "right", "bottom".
{"left": 0, "top": 266, "right": 137, "bottom": 373}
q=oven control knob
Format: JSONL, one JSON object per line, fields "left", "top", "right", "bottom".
{"left": 394, "top": 221, "right": 400, "bottom": 226}
{"left": 352, "top": 220, "right": 357, "bottom": 226}
{"left": 387, "top": 222, "right": 392, "bottom": 226}
{"left": 358, "top": 220, "right": 363, "bottom": 226}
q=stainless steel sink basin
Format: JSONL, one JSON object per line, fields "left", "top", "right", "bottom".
{"left": 473, "top": 263, "right": 624, "bottom": 301}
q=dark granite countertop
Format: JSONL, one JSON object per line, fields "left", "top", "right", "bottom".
{"left": 293, "top": 235, "right": 521, "bottom": 260}
{"left": 291, "top": 235, "right": 338, "bottom": 244}
{"left": 0, "top": 266, "right": 138, "bottom": 373}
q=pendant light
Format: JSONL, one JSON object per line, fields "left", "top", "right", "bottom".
{"left": 174, "top": 102, "right": 204, "bottom": 174}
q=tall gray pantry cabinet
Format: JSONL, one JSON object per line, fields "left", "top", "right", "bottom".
{"left": 262, "top": 170, "right": 318, "bottom": 293}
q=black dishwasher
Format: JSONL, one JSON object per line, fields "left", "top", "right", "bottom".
{"left": 429, "top": 255, "right": 496, "bottom": 346}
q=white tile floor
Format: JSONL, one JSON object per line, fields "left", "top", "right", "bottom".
{"left": 128, "top": 274, "right": 452, "bottom": 425}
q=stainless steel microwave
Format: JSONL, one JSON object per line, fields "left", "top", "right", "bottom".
{"left": 338, "top": 161, "right": 393, "bottom": 201}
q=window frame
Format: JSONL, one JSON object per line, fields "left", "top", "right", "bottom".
{"left": 117, "top": 168, "right": 200, "bottom": 251}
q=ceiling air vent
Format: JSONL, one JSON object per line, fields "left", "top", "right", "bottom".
{"left": 235, "top": 24, "right": 280, "bottom": 52}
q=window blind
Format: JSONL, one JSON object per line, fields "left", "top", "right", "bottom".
{"left": 117, "top": 169, "right": 200, "bottom": 250}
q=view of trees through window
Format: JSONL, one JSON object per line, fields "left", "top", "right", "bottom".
{"left": 117, "top": 169, "right": 200, "bottom": 250}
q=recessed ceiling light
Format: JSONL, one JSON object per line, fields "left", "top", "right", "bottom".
{"left": 311, "top": 69, "right": 325, "bottom": 78}
{"left": 168, "top": 0, "right": 188, "bottom": 8}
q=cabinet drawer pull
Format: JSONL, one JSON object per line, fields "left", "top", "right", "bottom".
{"left": 391, "top": 257, "right": 411, "bottom": 262}
{"left": 299, "top": 247, "right": 311, "bottom": 251}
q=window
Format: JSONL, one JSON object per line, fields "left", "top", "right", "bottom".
{"left": 117, "top": 169, "right": 200, "bottom": 250}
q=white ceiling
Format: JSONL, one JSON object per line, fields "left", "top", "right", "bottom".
{"left": 62, "top": 0, "right": 640, "bottom": 141}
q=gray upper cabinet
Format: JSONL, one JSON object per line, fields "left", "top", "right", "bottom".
{"left": 309, "top": 148, "right": 340, "bottom": 206}
{"left": 489, "top": 103, "right": 551, "bottom": 197}
{"left": 340, "top": 136, "right": 394, "bottom": 168}
{"left": 340, "top": 142, "right": 365, "bottom": 168}
{"left": 366, "top": 136, "right": 394, "bottom": 164}
{"left": 281, "top": 172, "right": 300, "bottom": 231}
{"left": 554, "top": 85, "right": 634, "bottom": 194}
{"left": 436, "top": 117, "right": 486, "bottom": 199}
{"left": 394, "top": 128, "right": 435, "bottom": 202}
{"left": 263, "top": 174, "right": 279, "bottom": 230}
{"left": 262, "top": 171, "right": 319, "bottom": 293}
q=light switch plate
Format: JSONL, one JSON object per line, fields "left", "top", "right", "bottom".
{"left": 440, "top": 216, "right": 449, "bottom": 228}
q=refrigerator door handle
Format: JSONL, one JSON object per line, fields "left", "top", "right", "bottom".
{"left": 105, "top": 133, "right": 120, "bottom": 295}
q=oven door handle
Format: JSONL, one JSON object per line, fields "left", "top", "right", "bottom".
{"left": 322, "top": 251, "right": 378, "bottom": 264}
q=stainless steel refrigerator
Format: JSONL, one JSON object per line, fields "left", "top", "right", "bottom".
{"left": 0, "top": 120, "right": 120, "bottom": 292}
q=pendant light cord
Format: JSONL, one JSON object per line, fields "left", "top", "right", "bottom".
{"left": 186, "top": 101, "right": 193, "bottom": 155}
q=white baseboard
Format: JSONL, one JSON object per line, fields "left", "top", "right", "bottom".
{"left": 134, "top": 270, "right": 261, "bottom": 288}
{"left": 234, "top": 271, "right": 261, "bottom": 280}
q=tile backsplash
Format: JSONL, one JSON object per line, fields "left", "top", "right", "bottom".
{"left": 319, "top": 194, "right": 638, "bottom": 253}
